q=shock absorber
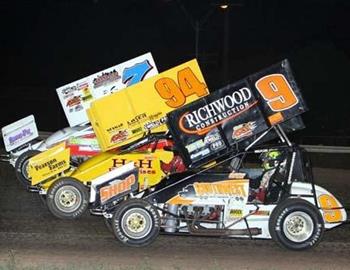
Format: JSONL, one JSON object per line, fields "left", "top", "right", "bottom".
{"left": 164, "top": 204, "right": 178, "bottom": 233}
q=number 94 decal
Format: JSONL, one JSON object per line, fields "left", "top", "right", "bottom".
{"left": 154, "top": 67, "right": 208, "bottom": 108}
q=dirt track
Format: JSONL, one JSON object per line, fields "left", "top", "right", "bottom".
{"left": 0, "top": 162, "right": 349, "bottom": 270}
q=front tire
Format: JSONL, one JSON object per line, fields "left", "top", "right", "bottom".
{"left": 46, "top": 177, "right": 89, "bottom": 220}
{"left": 14, "top": 150, "right": 41, "bottom": 189}
{"left": 269, "top": 198, "right": 324, "bottom": 250}
{"left": 112, "top": 199, "right": 160, "bottom": 247}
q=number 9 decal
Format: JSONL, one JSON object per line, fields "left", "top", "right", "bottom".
{"left": 318, "top": 194, "right": 343, "bottom": 223}
{"left": 255, "top": 74, "right": 298, "bottom": 112}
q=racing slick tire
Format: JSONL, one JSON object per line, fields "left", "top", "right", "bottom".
{"left": 15, "top": 150, "right": 41, "bottom": 189}
{"left": 112, "top": 199, "right": 160, "bottom": 247}
{"left": 269, "top": 198, "right": 324, "bottom": 251}
{"left": 46, "top": 177, "right": 89, "bottom": 220}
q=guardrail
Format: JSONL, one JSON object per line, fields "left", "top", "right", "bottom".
{"left": 300, "top": 145, "right": 350, "bottom": 154}
{"left": 297, "top": 135, "right": 350, "bottom": 146}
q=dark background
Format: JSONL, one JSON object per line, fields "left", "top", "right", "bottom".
{"left": 1, "top": 0, "right": 350, "bottom": 144}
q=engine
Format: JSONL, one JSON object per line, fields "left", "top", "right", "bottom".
{"left": 162, "top": 204, "right": 223, "bottom": 233}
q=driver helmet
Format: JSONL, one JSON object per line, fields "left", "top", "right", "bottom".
{"left": 260, "top": 150, "right": 284, "bottom": 170}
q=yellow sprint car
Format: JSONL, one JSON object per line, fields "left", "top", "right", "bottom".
{"left": 28, "top": 133, "right": 186, "bottom": 219}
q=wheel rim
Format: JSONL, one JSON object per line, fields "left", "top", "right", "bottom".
{"left": 283, "top": 211, "right": 314, "bottom": 243}
{"left": 121, "top": 208, "right": 152, "bottom": 240}
{"left": 22, "top": 159, "right": 30, "bottom": 181}
{"left": 54, "top": 186, "right": 82, "bottom": 213}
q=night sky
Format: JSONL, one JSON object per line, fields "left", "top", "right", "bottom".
{"left": 1, "top": 0, "right": 350, "bottom": 142}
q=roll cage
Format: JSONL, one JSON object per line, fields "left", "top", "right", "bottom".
{"left": 136, "top": 124, "right": 318, "bottom": 207}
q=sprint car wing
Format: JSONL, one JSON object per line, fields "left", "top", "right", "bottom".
{"left": 166, "top": 59, "right": 307, "bottom": 168}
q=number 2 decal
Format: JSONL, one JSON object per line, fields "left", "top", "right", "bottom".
{"left": 255, "top": 74, "right": 298, "bottom": 112}
{"left": 122, "top": 60, "right": 153, "bottom": 86}
{"left": 154, "top": 67, "right": 208, "bottom": 108}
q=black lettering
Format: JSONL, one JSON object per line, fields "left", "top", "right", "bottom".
{"left": 112, "top": 159, "right": 127, "bottom": 167}
{"left": 138, "top": 159, "right": 152, "bottom": 169}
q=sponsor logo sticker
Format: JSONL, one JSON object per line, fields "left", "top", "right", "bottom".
{"left": 100, "top": 174, "right": 136, "bottom": 203}
{"left": 9, "top": 128, "right": 33, "bottom": 145}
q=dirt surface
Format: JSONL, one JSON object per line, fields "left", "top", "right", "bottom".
{"left": 0, "top": 161, "right": 350, "bottom": 270}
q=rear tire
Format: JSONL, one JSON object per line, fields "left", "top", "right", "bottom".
{"left": 269, "top": 198, "right": 324, "bottom": 250}
{"left": 14, "top": 150, "right": 41, "bottom": 189}
{"left": 46, "top": 177, "right": 89, "bottom": 220}
{"left": 112, "top": 199, "right": 160, "bottom": 247}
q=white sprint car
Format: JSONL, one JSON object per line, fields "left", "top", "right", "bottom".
{"left": 1, "top": 115, "right": 99, "bottom": 190}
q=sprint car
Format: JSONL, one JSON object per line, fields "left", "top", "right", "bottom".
{"left": 28, "top": 132, "right": 185, "bottom": 219}
{"left": 104, "top": 139, "right": 347, "bottom": 250}
{"left": 0, "top": 117, "right": 99, "bottom": 189}
{"left": 101, "top": 125, "right": 347, "bottom": 251}
{"left": 91, "top": 59, "right": 347, "bottom": 251}
{"left": 1, "top": 118, "right": 99, "bottom": 190}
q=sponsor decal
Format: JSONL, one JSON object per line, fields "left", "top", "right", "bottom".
{"left": 131, "top": 127, "right": 143, "bottom": 134}
{"left": 68, "top": 136, "right": 99, "bottom": 147}
{"left": 232, "top": 121, "right": 257, "bottom": 140}
{"left": 28, "top": 142, "right": 70, "bottom": 185}
{"left": 106, "top": 123, "right": 124, "bottom": 133}
{"left": 185, "top": 129, "right": 225, "bottom": 159}
{"left": 210, "top": 140, "right": 224, "bottom": 151}
{"left": 110, "top": 130, "right": 129, "bottom": 143}
{"left": 127, "top": 113, "right": 147, "bottom": 127}
{"left": 229, "top": 209, "right": 243, "bottom": 218}
{"left": 34, "top": 158, "right": 67, "bottom": 172}
{"left": 93, "top": 69, "right": 121, "bottom": 89}
{"left": 79, "top": 82, "right": 93, "bottom": 102}
{"left": 9, "top": 128, "right": 33, "bottom": 145}
{"left": 144, "top": 116, "right": 167, "bottom": 130}
{"left": 100, "top": 174, "right": 136, "bottom": 204}
{"left": 249, "top": 210, "right": 270, "bottom": 216}
{"left": 228, "top": 172, "right": 246, "bottom": 179}
{"left": 167, "top": 180, "right": 249, "bottom": 205}
{"left": 61, "top": 85, "right": 77, "bottom": 96}
{"left": 139, "top": 168, "right": 156, "bottom": 175}
{"left": 193, "top": 181, "right": 247, "bottom": 198}
{"left": 149, "top": 112, "right": 162, "bottom": 121}
{"left": 68, "top": 134, "right": 101, "bottom": 156}
{"left": 111, "top": 158, "right": 156, "bottom": 175}
{"left": 190, "top": 148, "right": 210, "bottom": 159}
{"left": 66, "top": 96, "right": 81, "bottom": 107}
{"left": 185, "top": 139, "right": 205, "bottom": 154}
{"left": 74, "top": 104, "right": 83, "bottom": 112}
{"left": 204, "top": 132, "right": 221, "bottom": 144}
{"left": 63, "top": 82, "right": 93, "bottom": 105}
{"left": 178, "top": 87, "right": 258, "bottom": 135}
